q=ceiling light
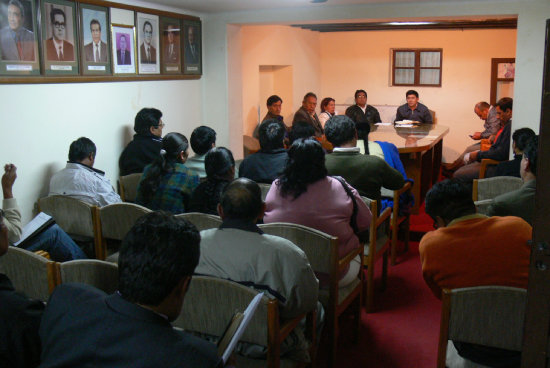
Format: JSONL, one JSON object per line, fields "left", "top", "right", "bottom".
{"left": 311, "top": 0, "right": 327, "bottom": 3}
{"left": 387, "top": 22, "right": 435, "bottom": 26}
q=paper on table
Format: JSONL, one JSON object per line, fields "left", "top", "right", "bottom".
{"left": 13, "top": 212, "right": 53, "bottom": 247}
{"left": 375, "top": 122, "right": 392, "bottom": 126}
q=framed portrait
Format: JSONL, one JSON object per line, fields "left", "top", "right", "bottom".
{"left": 80, "top": 3, "right": 110, "bottom": 75}
{"left": 160, "top": 16, "right": 181, "bottom": 74}
{"left": 497, "top": 62, "right": 515, "bottom": 79}
{"left": 182, "top": 19, "right": 201, "bottom": 75}
{"left": 41, "top": 0, "right": 78, "bottom": 75}
{"left": 136, "top": 12, "right": 159, "bottom": 74}
{"left": 111, "top": 24, "right": 135, "bottom": 75}
{"left": 0, "top": 0, "right": 40, "bottom": 75}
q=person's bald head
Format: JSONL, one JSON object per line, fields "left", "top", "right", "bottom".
{"left": 218, "top": 178, "right": 265, "bottom": 223}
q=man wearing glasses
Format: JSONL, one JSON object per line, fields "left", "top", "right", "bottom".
{"left": 140, "top": 20, "right": 156, "bottom": 64}
{"left": 45, "top": 7, "right": 74, "bottom": 61}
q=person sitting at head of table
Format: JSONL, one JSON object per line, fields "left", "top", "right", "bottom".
{"left": 345, "top": 89, "right": 381, "bottom": 126}
{"left": 186, "top": 126, "right": 217, "bottom": 179}
{"left": 395, "top": 89, "right": 432, "bottom": 124}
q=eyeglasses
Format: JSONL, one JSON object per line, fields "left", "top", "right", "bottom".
{"left": 156, "top": 122, "right": 166, "bottom": 128}
{"left": 53, "top": 22, "right": 65, "bottom": 29}
{"left": 144, "top": 30, "right": 152, "bottom": 35}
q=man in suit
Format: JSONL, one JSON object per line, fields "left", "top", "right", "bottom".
{"left": 45, "top": 8, "right": 74, "bottom": 61}
{"left": 292, "top": 92, "right": 324, "bottom": 137}
{"left": 0, "top": 0, "right": 35, "bottom": 61}
{"left": 116, "top": 33, "right": 131, "bottom": 65}
{"left": 83, "top": 19, "right": 107, "bottom": 63}
{"left": 39, "top": 211, "right": 220, "bottom": 367}
{"left": 184, "top": 25, "right": 199, "bottom": 64}
{"left": 140, "top": 20, "right": 156, "bottom": 64}
{"left": 164, "top": 23, "right": 179, "bottom": 63}
{"left": 488, "top": 135, "right": 538, "bottom": 225}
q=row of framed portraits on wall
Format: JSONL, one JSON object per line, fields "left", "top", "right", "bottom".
{"left": 0, "top": 0, "right": 202, "bottom": 76}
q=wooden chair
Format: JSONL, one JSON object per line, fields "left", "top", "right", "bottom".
{"left": 438, "top": 286, "right": 526, "bottom": 368}
{"left": 118, "top": 173, "right": 142, "bottom": 202}
{"left": 38, "top": 195, "right": 100, "bottom": 258}
{"left": 259, "top": 222, "right": 360, "bottom": 368}
{"left": 361, "top": 197, "right": 392, "bottom": 313}
{"left": 381, "top": 181, "right": 412, "bottom": 265}
{"left": 472, "top": 176, "right": 523, "bottom": 215}
{"left": 258, "top": 183, "right": 271, "bottom": 201}
{"left": 56, "top": 259, "right": 118, "bottom": 294}
{"left": 176, "top": 212, "right": 222, "bottom": 231}
{"left": 479, "top": 158, "right": 501, "bottom": 179}
{"left": 96, "top": 203, "right": 151, "bottom": 261}
{"left": 174, "top": 275, "right": 315, "bottom": 368}
{"left": 0, "top": 246, "right": 57, "bottom": 302}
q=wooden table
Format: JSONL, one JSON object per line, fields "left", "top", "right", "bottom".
{"left": 369, "top": 124, "right": 449, "bottom": 214}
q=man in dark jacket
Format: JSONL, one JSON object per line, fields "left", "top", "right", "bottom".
{"left": 119, "top": 108, "right": 163, "bottom": 176}
{"left": 345, "top": 89, "right": 381, "bottom": 127}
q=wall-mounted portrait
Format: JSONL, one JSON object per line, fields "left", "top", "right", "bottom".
{"left": 0, "top": 0, "right": 40, "bottom": 75}
{"left": 182, "top": 19, "right": 201, "bottom": 75}
{"left": 111, "top": 24, "right": 135, "bottom": 75}
{"left": 41, "top": 0, "right": 78, "bottom": 75}
{"left": 160, "top": 16, "right": 181, "bottom": 74}
{"left": 497, "top": 62, "right": 515, "bottom": 79}
{"left": 136, "top": 12, "right": 159, "bottom": 74}
{"left": 80, "top": 3, "right": 110, "bottom": 75}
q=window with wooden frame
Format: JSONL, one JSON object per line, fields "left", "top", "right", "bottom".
{"left": 392, "top": 49, "right": 442, "bottom": 87}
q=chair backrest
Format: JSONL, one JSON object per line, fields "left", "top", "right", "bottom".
{"left": 99, "top": 203, "right": 151, "bottom": 241}
{"left": 258, "top": 183, "right": 271, "bottom": 201}
{"left": 438, "top": 286, "right": 527, "bottom": 366}
{"left": 0, "top": 246, "right": 57, "bottom": 301}
{"left": 258, "top": 222, "right": 337, "bottom": 275}
{"left": 473, "top": 176, "right": 523, "bottom": 201}
{"left": 119, "top": 173, "right": 142, "bottom": 202}
{"left": 243, "top": 135, "right": 260, "bottom": 157}
{"left": 176, "top": 212, "right": 222, "bottom": 231}
{"left": 38, "top": 195, "right": 97, "bottom": 238}
{"left": 174, "top": 276, "right": 272, "bottom": 346}
{"left": 57, "top": 259, "right": 119, "bottom": 294}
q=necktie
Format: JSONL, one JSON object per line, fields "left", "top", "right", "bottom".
{"left": 147, "top": 47, "right": 150, "bottom": 62}
{"left": 16, "top": 35, "right": 23, "bottom": 60}
{"left": 58, "top": 45, "right": 63, "bottom": 60}
{"left": 95, "top": 44, "right": 99, "bottom": 62}
{"left": 121, "top": 51, "right": 124, "bottom": 65}
{"left": 170, "top": 44, "right": 173, "bottom": 59}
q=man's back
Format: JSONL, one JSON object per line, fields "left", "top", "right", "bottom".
{"left": 119, "top": 134, "right": 162, "bottom": 176}
{"left": 238, "top": 149, "right": 288, "bottom": 184}
{"left": 39, "top": 283, "right": 218, "bottom": 368}
{"left": 487, "top": 180, "right": 536, "bottom": 225}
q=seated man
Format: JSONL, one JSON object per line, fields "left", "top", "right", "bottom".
{"left": 39, "top": 211, "right": 219, "bottom": 367}
{"left": 488, "top": 136, "right": 538, "bottom": 225}
{"left": 486, "top": 127, "right": 535, "bottom": 178}
{"left": 0, "top": 202, "right": 44, "bottom": 368}
{"left": 186, "top": 126, "right": 216, "bottom": 178}
{"left": 239, "top": 119, "right": 288, "bottom": 184}
{"left": 395, "top": 89, "right": 433, "bottom": 124}
{"left": 345, "top": 89, "right": 381, "bottom": 126}
{"left": 324, "top": 115, "right": 404, "bottom": 204}
{"left": 119, "top": 108, "right": 163, "bottom": 176}
{"left": 253, "top": 95, "right": 285, "bottom": 139}
{"left": 292, "top": 92, "right": 323, "bottom": 137}
{"left": 196, "top": 178, "right": 319, "bottom": 360}
{"left": 419, "top": 179, "right": 531, "bottom": 368}
{"left": 289, "top": 121, "right": 315, "bottom": 144}
{"left": 2, "top": 164, "right": 86, "bottom": 261}
{"left": 49, "top": 137, "right": 121, "bottom": 207}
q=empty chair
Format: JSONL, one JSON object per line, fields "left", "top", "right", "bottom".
{"left": 259, "top": 222, "right": 360, "bottom": 368}
{"left": 0, "top": 246, "right": 57, "bottom": 302}
{"left": 472, "top": 176, "right": 523, "bottom": 215}
{"left": 97, "top": 203, "right": 151, "bottom": 261}
{"left": 119, "top": 173, "right": 143, "bottom": 202}
{"left": 176, "top": 212, "right": 222, "bottom": 231}
{"left": 57, "top": 259, "right": 118, "bottom": 294}
{"left": 438, "top": 286, "right": 526, "bottom": 368}
{"left": 174, "top": 275, "right": 314, "bottom": 368}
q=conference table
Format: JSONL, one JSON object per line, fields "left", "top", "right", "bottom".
{"left": 369, "top": 123, "right": 449, "bottom": 214}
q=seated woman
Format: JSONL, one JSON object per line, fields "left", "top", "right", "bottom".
{"left": 189, "top": 147, "right": 235, "bottom": 215}
{"left": 136, "top": 132, "right": 199, "bottom": 214}
{"left": 263, "top": 138, "right": 372, "bottom": 288}
{"left": 318, "top": 97, "right": 336, "bottom": 128}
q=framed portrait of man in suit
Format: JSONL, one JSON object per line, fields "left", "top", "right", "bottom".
{"left": 0, "top": 0, "right": 40, "bottom": 75}
{"left": 160, "top": 16, "right": 181, "bottom": 75}
{"left": 111, "top": 24, "right": 136, "bottom": 75}
{"left": 41, "top": 0, "right": 78, "bottom": 75}
{"left": 80, "top": 4, "right": 111, "bottom": 75}
{"left": 136, "top": 12, "right": 159, "bottom": 74}
{"left": 182, "top": 19, "right": 201, "bottom": 75}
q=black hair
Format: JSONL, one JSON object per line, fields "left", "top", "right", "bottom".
{"left": 90, "top": 19, "right": 101, "bottom": 31}
{"left": 320, "top": 97, "right": 335, "bottom": 113}
{"left": 278, "top": 138, "right": 327, "bottom": 199}
{"left": 406, "top": 90, "right": 419, "bottom": 98}
{"left": 354, "top": 90, "right": 367, "bottom": 99}
{"left": 50, "top": 8, "right": 65, "bottom": 24}
{"left": 190, "top": 126, "right": 216, "bottom": 155}
{"left": 289, "top": 121, "right": 315, "bottom": 144}
{"left": 425, "top": 179, "right": 476, "bottom": 224}
{"left": 496, "top": 97, "right": 513, "bottom": 112}
{"left": 512, "top": 128, "right": 536, "bottom": 152}
{"left": 68, "top": 137, "right": 96, "bottom": 162}
{"left": 259, "top": 119, "right": 285, "bottom": 151}
{"left": 324, "top": 115, "right": 356, "bottom": 147}
{"left": 523, "top": 135, "right": 539, "bottom": 176}
{"left": 475, "top": 101, "right": 490, "bottom": 111}
{"left": 266, "top": 95, "right": 282, "bottom": 106}
{"left": 134, "top": 108, "right": 162, "bottom": 135}
{"left": 143, "top": 20, "right": 152, "bottom": 33}
{"left": 138, "top": 132, "right": 189, "bottom": 205}
{"left": 8, "top": 0, "right": 24, "bottom": 18}
{"left": 118, "top": 211, "right": 200, "bottom": 306}
{"left": 220, "top": 178, "right": 263, "bottom": 222}
{"left": 303, "top": 92, "right": 317, "bottom": 101}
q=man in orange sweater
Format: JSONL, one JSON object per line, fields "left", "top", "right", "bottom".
{"left": 419, "top": 179, "right": 532, "bottom": 368}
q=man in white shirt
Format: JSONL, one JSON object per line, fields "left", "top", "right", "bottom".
{"left": 84, "top": 19, "right": 107, "bottom": 63}
{"left": 49, "top": 137, "right": 121, "bottom": 207}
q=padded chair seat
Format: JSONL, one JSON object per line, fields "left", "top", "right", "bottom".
{"left": 445, "top": 341, "right": 493, "bottom": 368}
{"left": 318, "top": 278, "right": 361, "bottom": 308}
